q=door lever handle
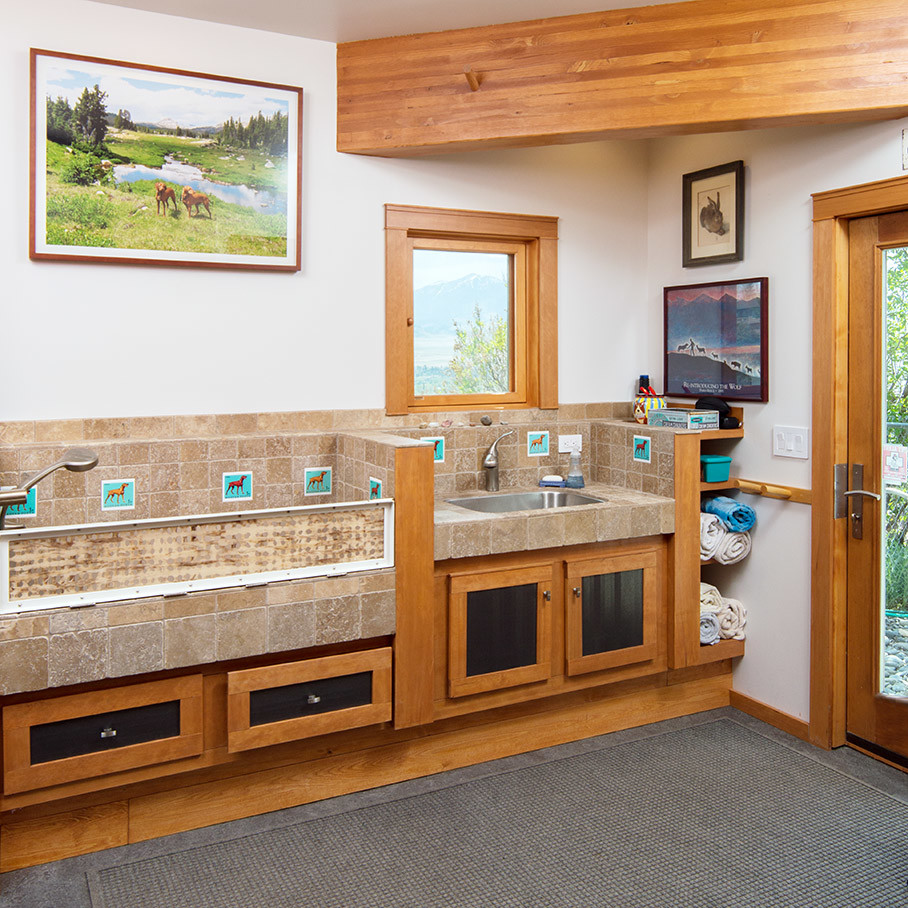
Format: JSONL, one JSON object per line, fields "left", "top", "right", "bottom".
{"left": 843, "top": 489, "right": 881, "bottom": 500}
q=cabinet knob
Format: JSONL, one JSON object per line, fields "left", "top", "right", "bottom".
{"left": 542, "top": 590, "right": 551, "bottom": 601}
{"left": 306, "top": 694, "right": 322, "bottom": 705}
{"left": 100, "top": 726, "right": 117, "bottom": 739}
{"left": 573, "top": 587, "right": 581, "bottom": 598}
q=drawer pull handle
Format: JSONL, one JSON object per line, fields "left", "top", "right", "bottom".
{"left": 100, "top": 726, "right": 117, "bottom": 739}
{"left": 543, "top": 590, "right": 551, "bottom": 601}
{"left": 306, "top": 694, "right": 322, "bottom": 705}
{"left": 573, "top": 587, "right": 581, "bottom": 598}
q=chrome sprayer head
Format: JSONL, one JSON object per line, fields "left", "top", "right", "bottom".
{"left": 0, "top": 447, "right": 99, "bottom": 529}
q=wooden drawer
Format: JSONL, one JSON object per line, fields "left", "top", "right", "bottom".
{"left": 226, "top": 648, "right": 392, "bottom": 753}
{"left": 2, "top": 675, "right": 203, "bottom": 794}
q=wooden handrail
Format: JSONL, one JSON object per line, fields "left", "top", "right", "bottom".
{"left": 735, "top": 478, "right": 811, "bottom": 505}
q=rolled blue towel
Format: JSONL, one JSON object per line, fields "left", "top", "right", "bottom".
{"left": 702, "top": 495, "right": 756, "bottom": 532}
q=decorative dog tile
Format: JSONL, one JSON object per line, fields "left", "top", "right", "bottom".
{"left": 102, "top": 479, "right": 135, "bottom": 510}
{"left": 1, "top": 487, "right": 36, "bottom": 517}
{"left": 632, "top": 435, "right": 652, "bottom": 464}
{"left": 304, "top": 467, "right": 332, "bottom": 496}
{"left": 527, "top": 431, "right": 549, "bottom": 457}
{"left": 421, "top": 437, "right": 445, "bottom": 463}
{"left": 369, "top": 477, "right": 382, "bottom": 500}
{"left": 222, "top": 472, "right": 253, "bottom": 501}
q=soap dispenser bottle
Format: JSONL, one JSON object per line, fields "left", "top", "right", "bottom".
{"left": 565, "top": 448, "right": 585, "bottom": 489}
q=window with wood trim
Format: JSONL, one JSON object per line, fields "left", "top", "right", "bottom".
{"left": 385, "top": 204, "right": 558, "bottom": 414}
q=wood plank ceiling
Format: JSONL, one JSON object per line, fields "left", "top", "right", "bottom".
{"left": 337, "top": 0, "right": 908, "bottom": 156}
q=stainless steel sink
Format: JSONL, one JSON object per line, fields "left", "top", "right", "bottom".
{"left": 447, "top": 490, "right": 604, "bottom": 513}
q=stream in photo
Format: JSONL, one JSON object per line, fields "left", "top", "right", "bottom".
{"left": 113, "top": 156, "right": 287, "bottom": 215}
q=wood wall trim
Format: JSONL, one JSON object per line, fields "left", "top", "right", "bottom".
{"left": 809, "top": 174, "right": 908, "bottom": 749}
{"left": 729, "top": 690, "right": 810, "bottom": 743}
{"left": 337, "top": 0, "right": 908, "bottom": 156}
{"left": 391, "top": 445, "right": 436, "bottom": 728}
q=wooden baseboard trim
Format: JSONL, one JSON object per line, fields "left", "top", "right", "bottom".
{"left": 729, "top": 690, "right": 810, "bottom": 742}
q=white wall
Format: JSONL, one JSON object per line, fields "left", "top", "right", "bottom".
{"left": 647, "top": 120, "right": 908, "bottom": 720}
{"left": 2, "top": 0, "right": 650, "bottom": 421}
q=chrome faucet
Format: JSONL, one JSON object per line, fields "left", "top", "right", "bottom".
{"left": 0, "top": 447, "right": 99, "bottom": 530}
{"left": 482, "top": 431, "right": 514, "bottom": 492}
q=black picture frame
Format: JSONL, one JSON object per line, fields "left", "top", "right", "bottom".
{"left": 664, "top": 277, "right": 768, "bottom": 402}
{"left": 682, "top": 160, "right": 744, "bottom": 267}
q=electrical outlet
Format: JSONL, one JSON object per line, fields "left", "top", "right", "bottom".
{"left": 558, "top": 434, "right": 582, "bottom": 453}
{"left": 772, "top": 425, "right": 809, "bottom": 459}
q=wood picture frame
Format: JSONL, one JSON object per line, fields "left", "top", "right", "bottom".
{"left": 30, "top": 48, "right": 302, "bottom": 271}
{"left": 664, "top": 277, "right": 769, "bottom": 402}
{"left": 682, "top": 160, "right": 744, "bottom": 267}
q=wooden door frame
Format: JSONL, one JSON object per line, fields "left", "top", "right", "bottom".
{"left": 810, "top": 174, "right": 908, "bottom": 749}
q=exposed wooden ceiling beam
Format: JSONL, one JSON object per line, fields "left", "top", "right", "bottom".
{"left": 337, "top": 0, "right": 908, "bottom": 156}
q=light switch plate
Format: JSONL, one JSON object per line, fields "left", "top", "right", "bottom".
{"left": 773, "top": 425, "right": 810, "bottom": 459}
{"left": 558, "top": 434, "right": 582, "bottom": 453}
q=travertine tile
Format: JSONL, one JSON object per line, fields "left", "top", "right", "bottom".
{"left": 0, "top": 637, "right": 48, "bottom": 694}
{"left": 267, "top": 601, "right": 316, "bottom": 652}
{"left": 563, "top": 509, "right": 599, "bottom": 546}
{"left": 164, "top": 593, "right": 218, "bottom": 619}
{"left": 488, "top": 517, "right": 529, "bottom": 555}
{"left": 315, "top": 596, "right": 362, "bottom": 645}
{"left": 434, "top": 524, "right": 451, "bottom": 561}
{"left": 528, "top": 514, "right": 564, "bottom": 549}
{"left": 48, "top": 629, "right": 108, "bottom": 687}
{"left": 107, "top": 600, "right": 165, "bottom": 626}
{"left": 312, "top": 577, "right": 361, "bottom": 599}
{"left": 359, "top": 571, "right": 396, "bottom": 593}
{"left": 119, "top": 443, "right": 151, "bottom": 465}
{"left": 238, "top": 437, "right": 267, "bottom": 459}
{"left": 109, "top": 622, "right": 164, "bottom": 676}
{"left": 164, "top": 614, "right": 216, "bottom": 669}
{"left": 50, "top": 608, "right": 108, "bottom": 633}
{"left": 173, "top": 414, "right": 218, "bottom": 438}
{"left": 0, "top": 422, "right": 36, "bottom": 445}
{"left": 216, "top": 588, "right": 267, "bottom": 612}
{"left": 217, "top": 608, "right": 267, "bottom": 661}
{"left": 0, "top": 615, "right": 49, "bottom": 641}
{"left": 450, "top": 521, "right": 491, "bottom": 559}
{"left": 361, "top": 590, "right": 396, "bottom": 637}
{"left": 35, "top": 419, "right": 83, "bottom": 443}
{"left": 216, "top": 413, "right": 258, "bottom": 436}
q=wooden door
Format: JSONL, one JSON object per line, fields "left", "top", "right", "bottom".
{"left": 564, "top": 549, "right": 659, "bottom": 676}
{"left": 846, "top": 211, "right": 908, "bottom": 765}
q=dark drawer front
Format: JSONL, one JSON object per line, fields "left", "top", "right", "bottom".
{"left": 30, "top": 700, "right": 181, "bottom": 765}
{"left": 249, "top": 671, "right": 373, "bottom": 727}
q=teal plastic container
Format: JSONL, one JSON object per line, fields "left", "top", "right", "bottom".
{"left": 700, "top": 454, "right": 732, "bottom": 483}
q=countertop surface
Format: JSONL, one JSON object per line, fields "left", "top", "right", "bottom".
{"left": 433, "top": 482, "right": 674, "bottom": 560}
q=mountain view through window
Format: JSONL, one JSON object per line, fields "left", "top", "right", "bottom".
{"left": 412, "top": 249, "right": 512, "bottom": 395}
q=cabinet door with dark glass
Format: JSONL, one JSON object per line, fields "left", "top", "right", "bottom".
{"left": 448, "top": 563, "right": 555, "bottom": 698}
{"left": 564, "top": 549, "right": 660, "bottom": 676}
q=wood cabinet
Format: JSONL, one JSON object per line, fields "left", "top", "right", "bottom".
{"left": 670, "top": 417, "right": 746, "bottom": 670}
{"left": 448, "top": 563, "right": 555, "bottom": 698}
{"left": 226, "top": 648, "right": 392, "bottom": 752}
{"left": 2, "top": 675, "right": 204, "bottom": 795}
{"left": 437, "top": 538, "right": 666, "bottom": 715}
{"left": 564, "top": 549, "right": 659, "bottom": 677}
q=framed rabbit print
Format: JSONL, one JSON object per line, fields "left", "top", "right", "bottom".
{"left": 682, "top": 160, "right": 744, "bottom": 267}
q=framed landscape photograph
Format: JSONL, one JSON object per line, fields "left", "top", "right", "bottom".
{"left": 30, "top": 49, "right": 302, "bottom": 270}
{"left": 664, "top": 278, "right": 768, "bottom": 402}
{"left": 682, "top": 160, "right": 744, "bottom": 267}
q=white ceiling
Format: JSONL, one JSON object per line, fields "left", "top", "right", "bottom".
{"left": 89, "top": 0, "right": 677, "bottom": 44}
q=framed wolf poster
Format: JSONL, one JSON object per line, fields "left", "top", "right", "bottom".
{"left": 663, "top": 278, "right": 768, "bottom": 402}
{"left": 682, "top": 160, "right": 744, "bottom": 267}
{"left": 30, "top": 49, "right": 302, "bottom": 270}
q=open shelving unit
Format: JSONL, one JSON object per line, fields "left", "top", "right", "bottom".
{"left": 668, "top": 408, "right": 746, "bottom": 669}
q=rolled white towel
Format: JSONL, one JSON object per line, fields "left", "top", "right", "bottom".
{"left": 700, "top": 581, "right": 723, "bottom": 614}
{"left": 700, "top": 611, "right": 721, "bottom": 645}
{"left": 700, "top": 513, "right": 725, "bottom": 562}
{"left": 717, "top": 597, "right": 747, "bottom": 640}
{"left": 713, "top": 530, "right": 752, "bottom": 565}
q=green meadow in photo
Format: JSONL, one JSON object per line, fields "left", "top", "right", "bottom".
{"left": 33, "top": 51, "right": 300, "bottom": 267}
